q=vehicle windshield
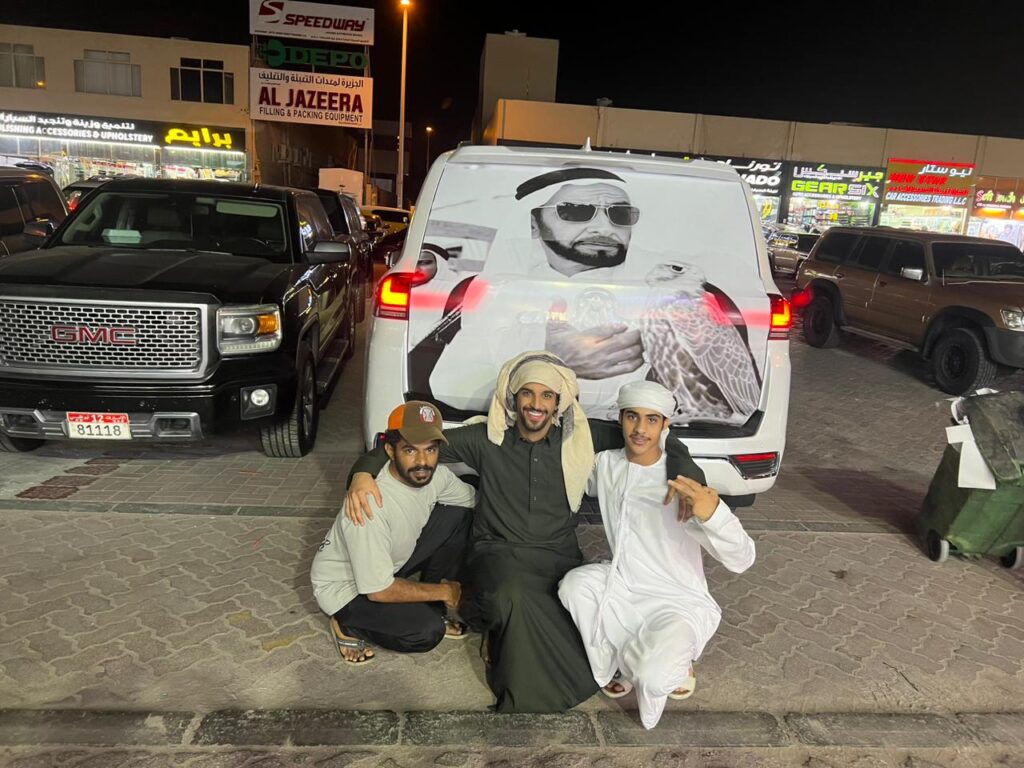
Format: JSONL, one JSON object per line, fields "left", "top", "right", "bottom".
{"left": 932, "top": 242, "right": 1024, "bottom": 279}
{"left": 57, "top": 191, "right": 291, "bottom": 262}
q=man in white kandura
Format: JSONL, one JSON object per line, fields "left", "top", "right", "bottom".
{"left": 558, "top": 380, "right": 756, "bottom": 729}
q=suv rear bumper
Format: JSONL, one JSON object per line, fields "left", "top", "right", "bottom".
{"left": 985, "top": 328, "right": 1024, "bottom": 368}
{"left": 0, "top": 369, "right": 298, "bottom": 441}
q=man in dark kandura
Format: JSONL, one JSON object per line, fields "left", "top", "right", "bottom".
{"left": 312, "top": 401, "right": 475, "bottom": 664}
{"left": 345, "top": 351, "right": 704, "bottom": 711}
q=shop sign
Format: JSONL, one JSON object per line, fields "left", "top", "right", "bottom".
{"left": 262, "top": 38, "right": 368, "bottom": 71}
{"left": 249, "top": 0, "right": 374, "bottom": 46}
{"left": 0, "top": 109, "right": 245, "bottom": 151}
{"left": 251, "top": 68, "right": 372, "bottom": 129}
{"left": 972, "top": 176, "right": 1020, "bottom": 218}
{"left": 882, "top": 158, "right": 975, "bottom": 207}
{"left": 788, "top": 163, "right": 884, "bottom": 201}
{"left": 689, "top": 156, "right": 784, "bottom": 196}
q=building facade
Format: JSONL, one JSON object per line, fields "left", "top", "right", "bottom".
{"left": 0, "top": 23, "right": 250, "bottom": 189}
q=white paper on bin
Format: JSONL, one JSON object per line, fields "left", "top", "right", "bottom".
{"left": 946, "top": 424, "right": 997, "bottom": 490}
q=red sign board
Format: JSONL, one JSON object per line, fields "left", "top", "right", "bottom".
{"left": 882, "top": 158, "right": 976, "bottom": 208}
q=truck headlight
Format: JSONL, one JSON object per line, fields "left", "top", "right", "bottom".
{"left": 217, "top": 305, "right": 282, "bottom": 355}
{"left": 1001, "top": 309, "right": 1024, "bottom": 331}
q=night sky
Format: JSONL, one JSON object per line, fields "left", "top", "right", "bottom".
{"left": 9, "top": 0, "right": 1021, "bottom": 176}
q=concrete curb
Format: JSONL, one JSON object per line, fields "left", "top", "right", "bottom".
{"left": 0, "top": 710, "right": 1020, "bottom": 749}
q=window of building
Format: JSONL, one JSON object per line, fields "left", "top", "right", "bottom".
{"left": 74, "top": 50, "right": 142, "bottom": 97}
{"left": 170, "top": 58, "right": 234, "bottom": 104}
{"left": 0, "top": 43, "right": 46, "bottom": 89}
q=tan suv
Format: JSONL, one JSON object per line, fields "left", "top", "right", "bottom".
{"left": 795, "top": 227, "right": 1024, "bottom": 395}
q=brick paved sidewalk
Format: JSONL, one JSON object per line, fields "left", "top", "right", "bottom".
{"left": 0, "top": 508, "right": 1020, "bottom": 716}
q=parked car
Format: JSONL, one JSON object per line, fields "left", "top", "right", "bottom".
{"left": 362, "top": 212, "right": 386, "bottom": 248}
{"left": 62, "top": 175, "right": 137, "bottom": 212}
{"left": 310, "top": 188, "right": 373, "bottom": 321}
{"left": 768, "top": 230, "right": 820, "bottom": 276}
{"left": 0, "top": 178, "right": 359, "bottom": 457}
{"left": 365, "top": 145, "right": 792, "bottom": 505}
{"left": 373, "top": 227, "right": 406, "bottom": 267}
{"left": 0, "top": 167, "right": 68, "bottom": 257}
{"left": 361, "top": 205, "right": 410, "bottom": 237}
{"left": 794, "top": 226, "right": 1024, "bottom": 395}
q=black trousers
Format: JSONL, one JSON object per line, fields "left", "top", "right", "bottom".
{"left": 333, "top": 504, "right": 471, "bottom": 653}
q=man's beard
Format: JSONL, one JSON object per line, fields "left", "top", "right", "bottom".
{"left": 397, "top": 463, "right": 436, "bottom": 487}
{"left": 543, "top": 236, "right": 627, "bottom": 269}
{"left": 518, "top": 406, "right": 554, "bottom": 433}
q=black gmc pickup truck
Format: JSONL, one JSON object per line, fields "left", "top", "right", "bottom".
{"left": 0, "top": 178, "right": 359, "bottom": 458}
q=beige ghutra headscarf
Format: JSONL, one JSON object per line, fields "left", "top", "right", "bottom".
{"left": 474, "top": 351, "right": 594, "bottom": 512}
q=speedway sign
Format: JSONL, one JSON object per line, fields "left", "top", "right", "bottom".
{"left": 249, "top": 0, "right": 374, "bottom": 46}
{"left": 250, "top": 68, "right": 372, "bottom": 129}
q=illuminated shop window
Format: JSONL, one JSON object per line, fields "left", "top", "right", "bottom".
{"left": 0, "top": 43, "right": 45, "bottom": 89}
{"left": 170, "top": 58, "right": 234, "bottom": 104}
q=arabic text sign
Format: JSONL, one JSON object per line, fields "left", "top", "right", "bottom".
{"left": 883, "top": 158, "right": 976, "bottom": 207}
{"left": 789, "top": 163, "right": 884, "bottom": 202}
{"left": 250, "top": 68, "right": 372, "bottom": 129}
{"left": 686, "top": 156, "right": 785, "bottom": 196}
{"left": 249, "top": 0, "right": 374, "bottom": 46}
{"left": 0, "top": 110, "right": 244, "bottom": 151}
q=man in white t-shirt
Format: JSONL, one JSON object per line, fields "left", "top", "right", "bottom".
{"left": 310, "top": 401, "right": 476, "bottom": 664}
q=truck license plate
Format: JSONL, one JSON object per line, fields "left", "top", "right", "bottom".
{"left": 66, "top": 412, "right": 132, "bottom": 440}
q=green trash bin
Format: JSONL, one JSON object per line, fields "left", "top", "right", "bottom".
{"left": 918, "top": 390, "right": 1024, "bottom": 569}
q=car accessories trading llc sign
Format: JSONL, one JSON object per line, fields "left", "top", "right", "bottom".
{"left": 251, "top": 68, "right": 372, "bottom": 129}
{"left": 249, "top": 0, "right": 374, "bottom": 46}
{"left": 882, "top": 158, "right": 976, "bottom": 207}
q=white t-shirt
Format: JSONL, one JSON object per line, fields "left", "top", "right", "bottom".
{"left": 310, "top": 464, "right": 476, "bottom": 616}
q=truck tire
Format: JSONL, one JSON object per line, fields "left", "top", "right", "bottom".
{"left": 802, "top": 295, "right": 840, "bottom": 348}
{"left": 0, "top": 433, "right": 44, "bottom": 453}
{"left": 931, "top": 327, "right": 997, "bottom": 396}
{"left": 260, "top": 342, "right": 319, "bottom": 458}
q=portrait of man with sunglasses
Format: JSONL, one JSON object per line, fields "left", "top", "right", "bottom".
{"left": 421, "top": 167, "right": 651, "bottom": 417}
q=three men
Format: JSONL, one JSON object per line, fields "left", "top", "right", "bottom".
{"left": 559, "top": 381, "right": 756, "bottom": 728}
{"left": 310, "top": 401, "right": 475, "bottom": 664}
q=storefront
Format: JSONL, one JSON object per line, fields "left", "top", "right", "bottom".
{"left": 879, "top": 158, "right": 975, "bottom": 234}
{"left": 965, "top": 177, "right": 1024, "bottom": 249}
{"left": 0, "top": 109, "right": 247, "bottom": 189}
{"left": 782, "top": 162, "right": 884, "bottom": 231}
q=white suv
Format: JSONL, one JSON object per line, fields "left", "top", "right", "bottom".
{"left": 364, "top": 146, "right": 791, "bottom": 503}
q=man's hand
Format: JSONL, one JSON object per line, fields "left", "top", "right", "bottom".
{"left": 345, "top": 472, "right": 382, "bottom": 526}
{"left": 545, "top": 317, "right": 644, "bottom": 379}
{"left": 666, "top": 476, "right": 720, "bottom": 522}
{"left": 441, "top": 579, "right": 462, "bottom": 612}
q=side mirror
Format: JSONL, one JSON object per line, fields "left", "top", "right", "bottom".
{"left": 308, "top": 240, "right": 351, "bottom": 265}
{"left": 24, "top": 219, "right": 54, "bottom": 240}
{"left": 901, "top": 266, "right": 925, "bottom": 282}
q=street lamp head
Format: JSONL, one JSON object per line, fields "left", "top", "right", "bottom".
{"left": 400, "top": 0, "right": 411, "bottom": 6}
{"left": 426, "top": 126, "right": 433, "bottom": 133}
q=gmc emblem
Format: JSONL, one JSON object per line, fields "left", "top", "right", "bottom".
{"left": 51, "top": 325, "right": 138, "bottom": 345}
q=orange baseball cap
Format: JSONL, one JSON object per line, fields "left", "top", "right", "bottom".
{"left": 387, "top": 401, "right": 447, "bottom": 444}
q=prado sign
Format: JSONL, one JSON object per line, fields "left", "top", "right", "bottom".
{"left": 250, "top": 68, "right": 372, "bottom": 129}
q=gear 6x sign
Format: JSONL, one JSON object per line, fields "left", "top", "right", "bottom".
{"left": 249, "top": 0, "right": 374, "bottom": 46}
{"left": 251, "top": 68, "right": 372, "bottom": 129}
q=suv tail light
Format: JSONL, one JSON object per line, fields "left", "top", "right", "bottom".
{"left": 374, "top": 271, "right": 431, "bottom": 320}
{"left": 730, "top": 452, "right": 779, "bottom": 479}
{"left": 768, "top": 294, "right": 792, "bottom": 340}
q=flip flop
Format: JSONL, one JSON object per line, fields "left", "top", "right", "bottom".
{"left": 601, "top": 671, "right": 633, "bottom": 699}
{"left": 443, "top": 616, "right": 471, "bottom": 640}
{"left": 668, "top": 666, "right": 696, "bottom": 700}
{"left": 330, "top": 617, "right": 376, "bottom": 664}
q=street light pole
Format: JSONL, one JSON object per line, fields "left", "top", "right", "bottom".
{"left": 396, "top": 0, "right": 410, "bottom": 208}
{"left": 425, "top": 126, "right": 433, "bottom": 174}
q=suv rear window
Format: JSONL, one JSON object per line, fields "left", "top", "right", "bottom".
{"left": 814, "top": 231, "right": 859, "bottom": 264}
{"left": 932, "top": 242, "right": 1024, "bottom": 279}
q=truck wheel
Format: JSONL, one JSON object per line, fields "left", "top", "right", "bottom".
{"left": 802, "top": 295, "right": 840, "bottom": 348}
{"left": 259, "top": 343, "right": 319, "bottom": 458}
{"left": 0, "top": 433, "right": 44, "bottom": 453}
{"left": 931, "top": 327, "right": 997, "bottom": 395}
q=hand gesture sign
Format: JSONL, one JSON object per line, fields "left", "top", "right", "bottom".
{"left": 666, "top": 475, "right": 720, "bottom": 523}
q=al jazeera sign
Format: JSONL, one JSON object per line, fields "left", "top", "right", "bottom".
{"left": 251, "top": 68, "right": 372, "bottom": 129}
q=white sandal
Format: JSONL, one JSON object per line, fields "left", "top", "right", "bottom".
{"left": 668, "top": 666, "right": 696, "bottom": 700}
{"left": 601, "top": 671, "right": 633, "bottom": 699}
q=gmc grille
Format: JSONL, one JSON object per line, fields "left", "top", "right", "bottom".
{"left": 0, "top": 298, "right": 208, "bottom": 379}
